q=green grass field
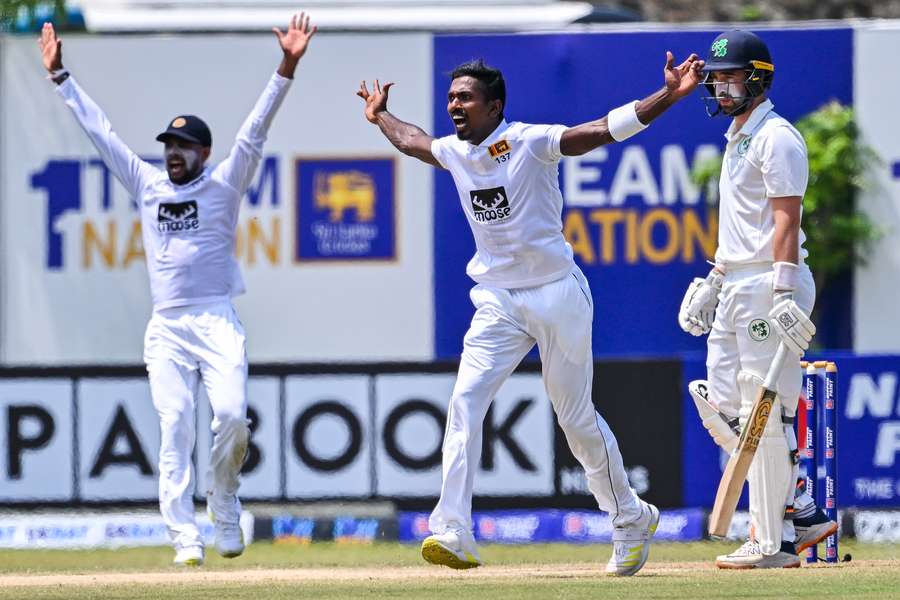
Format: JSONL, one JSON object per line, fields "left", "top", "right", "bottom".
{"left": 1, "top": 541, "right": 898, "bottom": 600}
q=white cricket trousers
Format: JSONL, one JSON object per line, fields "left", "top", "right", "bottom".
{"left": 706, "top": 262, "right": 815, "bottom": 552}
{"left": 706, "top": 263, "right": 815, "bottom": 426}
{"left": 429, "top": 267, "right": 643, "bottom": 534}
{"left": 143, "top": 300, "right": 250, "bottom": 549}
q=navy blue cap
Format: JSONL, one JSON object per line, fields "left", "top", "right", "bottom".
{"left": 156, "top": 115, "right": 212, "bottom": 147}
{"left": 702, "top": 30, "right": 773, "bottom": 73}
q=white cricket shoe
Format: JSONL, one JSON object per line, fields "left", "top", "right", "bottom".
{"left": 421, "top": 526, "right": 482, "bottom": 569}
{"left": 207, "top": 492, "right": 245, "bottom": 558}
{"left": 717, "top": 540, "right": 800, "bottom": 569}
{"left": 173, "top": 544, "right": 204, "bottom": 567}
{"left": 605, "top": 501, "right": 660, "bottom": 576}
{"left": 716, "top": 539, "right": 762, "bottom": 569}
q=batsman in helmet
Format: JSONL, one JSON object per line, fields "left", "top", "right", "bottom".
{"left": 678, "top": 30, "right": 837, "bottom": 568}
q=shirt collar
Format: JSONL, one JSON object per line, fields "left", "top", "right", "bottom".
{"left": 470, "top": 119, "right": 510, "bottom": 149}
{"left": 724, "top": 99, "right": 775, "bottom": 141}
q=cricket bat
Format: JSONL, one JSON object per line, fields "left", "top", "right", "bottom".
{"left": 708, "top": 342, "right": 790, "bottom": 538}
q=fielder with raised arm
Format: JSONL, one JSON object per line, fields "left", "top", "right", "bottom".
{"left": 38, "top": 15, "right": 316, "bottom": 566}
{"left": 678, "top": 30, "right": 837, "bottom": 569}
{"left": 359, "top": 53, "right": 703, "bottom": 575}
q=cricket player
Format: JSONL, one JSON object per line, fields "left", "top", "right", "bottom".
{"left": 359, "top": 53, "right": 703, "bottom": 575}
{"left": 678, "top": 30, "right": 837, "bottom": 568}
{"left": 39, "top": 15, "right": 316, "bottom": 566}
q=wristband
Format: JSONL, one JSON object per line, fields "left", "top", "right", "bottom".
{"left": 608, "top": 100, "right": 648, "bottom": 142}
{"left": 706, "top": 268, "right": 724, "bottom": 290}
{"left": 47, "top": 68, "right": 70, "bottom": 84}
{"left": 706, "top": 259, "right": 727, "bottom": 274}
{"left": 773, "top": 261, "right": 799, "bottom": 292}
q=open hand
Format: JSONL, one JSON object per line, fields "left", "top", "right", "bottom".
{"left": 38, "top": 22, "right": 64, "bottom": 73}
{"left": 357, "top": 79, "right": 394, "bottom": 124}
{"left": 273, "top": 12, "right": 316, "bottom": 61}
{"left": 664, "top": 52, "right": 704, "bottom": 99}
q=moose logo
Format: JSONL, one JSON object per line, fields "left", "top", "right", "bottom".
{"left": 157, "top": 200, "right": 199, "bottom": 233}
{"left": 470, "top": 186, "right": 511, "bottom": 223}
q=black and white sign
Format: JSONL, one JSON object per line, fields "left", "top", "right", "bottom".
{"left": 0, "top": 380, "right": 73, "bottom": 501}
{"left": 374, "top": 374, "right": 455, "bottom": 496}
{"left": 285, "top": 375, "right": 371, "bottom": 498}
{"left": 472, "top": 375, "right": 554, "bottom": 496}
{"left": 78, "top": 379, "right": 159, "bottom": 501}
{"left": 0, "top": 367, "right": 674, "bottom": 505}
{"left": 374, "top": 374, "right": 553, "bottom": 497}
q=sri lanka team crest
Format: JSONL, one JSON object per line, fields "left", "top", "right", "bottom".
{"left": 488, "top": 139, "right": 511, "bottom": 158}
{"left": 295, "top": 158, "right": 396, "bottom": 261}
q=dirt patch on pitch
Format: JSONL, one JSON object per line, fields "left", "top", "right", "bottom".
{"left": 1, "top": 560, "right": 895, "bottom": 588}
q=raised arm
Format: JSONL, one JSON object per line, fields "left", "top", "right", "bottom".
{"left": 40, "top": 23, "right": 156, "bottom": 197}
{"left": 357, "top": 80, "right": 441, "bottom": 168}
{"left": 560, "top": 52, "right": 705, "bottom": 156}
{"left": 217, "top": 13, "right": 316, "bottom": 192}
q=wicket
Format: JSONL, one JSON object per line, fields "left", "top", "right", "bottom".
{"left": 800, "top": 360, "right": 838, "bottom": 563}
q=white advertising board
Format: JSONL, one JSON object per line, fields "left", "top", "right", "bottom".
{"left": 77, "top": 378, "right": 159, "bottom": 501}
{"left": 284, "top": 375, "right": 372, "bottom": 498}
{"left": 0, "top": 32, "right": 433, "bottom": 365}
{"left": 373, "top": 373, "right": 554, "bottom": 497}
{"left": 0, "top": 379, "right": 74, "bottom": 501}
{"left": 853, "top": 24, "right": 900, "bottom": 353}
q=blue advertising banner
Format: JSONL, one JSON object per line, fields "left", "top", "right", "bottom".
{"left": 432, "top": 28, "right": 852, "bottom": 358}
{"left": 682, "top": 353, "right": 900, "bottom": 509}
{"left": 295, "top": 157, "right": 396, "bottom": 261}
{"left": 398, "top": 508, "right": 705, "bottom": 543}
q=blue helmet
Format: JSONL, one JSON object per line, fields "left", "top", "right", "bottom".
{"left": 701, "top": 30, "right": 774, "bottom": 117}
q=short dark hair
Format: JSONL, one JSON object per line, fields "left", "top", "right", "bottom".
{"left": 450, "top": 59, "right": 506, "bottom": 115}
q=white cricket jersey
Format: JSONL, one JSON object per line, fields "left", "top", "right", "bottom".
{"left": 431, "top": 120, "right": 574, "bottom": 288}
{"left": 56, "top": 72, "right": 291, "bottom": 309}
{"left": 716, "top": 99, "right": 809, "bottom": 267}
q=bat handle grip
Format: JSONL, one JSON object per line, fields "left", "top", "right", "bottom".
{"left": 762, "top": 342, "right": 789, "bottom": 390}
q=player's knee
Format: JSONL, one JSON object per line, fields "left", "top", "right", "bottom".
{"left": 214, "top": 413, "right": 249, "bottom": 440}
{"left": 157, "top": 444, "right": 192, "bottom": 476}
{"left": 554, "top": 407, "right": 593, "bottom": 438}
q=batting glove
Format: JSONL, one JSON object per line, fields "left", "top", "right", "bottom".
{"left": 769, "top": 292, "right": 816, "bottom": 357}
{"left": 678, "top": 270, "right": 723, "bottom": 336}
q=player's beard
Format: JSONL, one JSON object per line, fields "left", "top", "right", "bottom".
{"left": 166, "top": 146, "right": 204, "bottom": 185}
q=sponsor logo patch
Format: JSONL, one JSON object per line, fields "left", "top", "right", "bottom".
{"left": 157, "top": 200, "right": 199, "bottom": 233}
{"left": 777, "top": 311, "right": 798, "bottom": 330}
{"left": 469, "top": 186, "right": 511, "bottom": 223}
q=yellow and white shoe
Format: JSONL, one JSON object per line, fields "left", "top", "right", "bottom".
{"left": 605, "top": 502, "right": 660, "bottom": 576}
{"left": 421, "top": 527, "right": 482, "bottom": 569}
{"left": 173, "top": 544, "right": 204, "bottom": 567}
